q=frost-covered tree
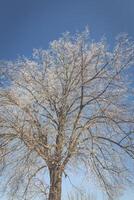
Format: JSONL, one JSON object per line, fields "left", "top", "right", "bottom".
{"left": 0, "top": 29, "right": 134, "bottom": 200}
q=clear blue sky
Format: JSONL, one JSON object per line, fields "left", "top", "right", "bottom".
{"left": 0, "top": 0, "right": 134, "bottom": 199}
{"left": 0, "top": 0, "right": 134, "bottom": 60}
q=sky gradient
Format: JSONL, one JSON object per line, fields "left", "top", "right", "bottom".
{"left": 0, "top": 0, "right": 134, "bottom": 199}
{"left": 0, "top": 0, "right": 134, "bottom": 60}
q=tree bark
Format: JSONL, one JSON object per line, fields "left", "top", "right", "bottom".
{"left": 48, "top": 167, "right": 62, "bottom": 200}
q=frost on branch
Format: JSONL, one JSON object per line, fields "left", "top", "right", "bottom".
{"left": 0, "top": 29, "right": 134, "bottom": 200}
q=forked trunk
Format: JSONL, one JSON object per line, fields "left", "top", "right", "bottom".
{"left": 48, "top": 168, "right": 62, "bottom": 200}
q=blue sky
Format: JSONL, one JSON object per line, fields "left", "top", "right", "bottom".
{"left": 0, "top": 0, "right": 134, "bottom": 60}
{"left": 0, "top": 0, "right": 134, "bottom": 199}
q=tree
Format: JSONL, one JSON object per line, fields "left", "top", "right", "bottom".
{"left": 68, "top": 190, "right": 96, "bottom": 200}
{"left": 0, "top": 29, "right": 134, "bottom": 200}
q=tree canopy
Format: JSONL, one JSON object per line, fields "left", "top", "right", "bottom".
{"left": 0, "top": 29, "right": 134, "bottom": 200}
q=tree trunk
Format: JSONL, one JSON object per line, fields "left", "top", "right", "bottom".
{"left": 48, "top": 167, "right": 62, "bottom": 200}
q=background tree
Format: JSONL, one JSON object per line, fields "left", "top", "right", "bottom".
{"left": 0, "top": 29, "right": 134, "bottom": 200}
{"left": 68, "top": 190, "right": 96, "bottom": 200}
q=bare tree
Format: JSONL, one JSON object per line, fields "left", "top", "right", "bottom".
{"left": 68, "top": 190, "right": 96, "bottom": 200}
{"left": 0, "top": 29, "right": 134, "bottom": 200}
